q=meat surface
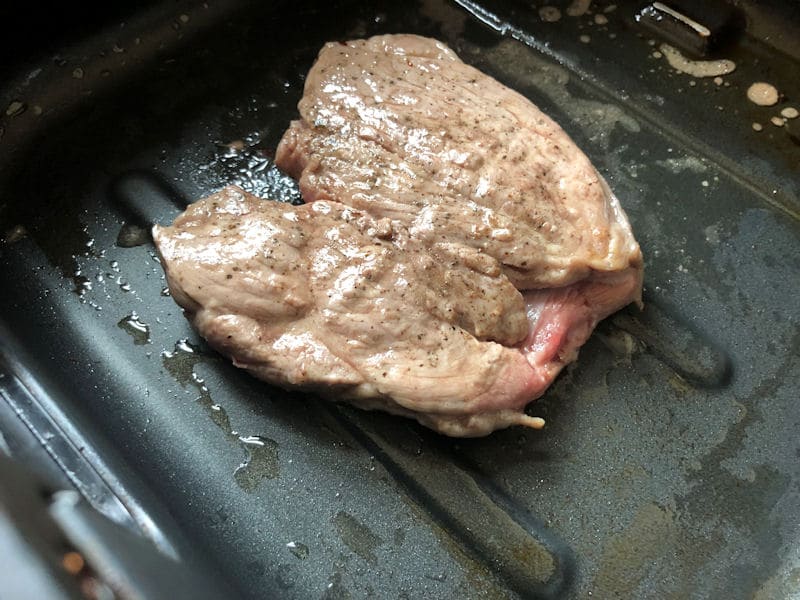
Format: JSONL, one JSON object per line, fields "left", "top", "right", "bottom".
{"left": 154, "top": 187, "right": 548, "bottom": 436}
{"left": 154, "top": 34, "right": 643, "bottom": 437}
{"left": 276, "top": 35, "right": 640, "bottom": 290}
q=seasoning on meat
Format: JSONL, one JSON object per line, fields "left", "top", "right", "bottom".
{"left": 154, "top": 35, "right": 643, "bottom": 437}
{"left": 276, "top": 34, "right": 641, "bottom": 290}
{"left": 154, "top": 189, "right": 547, "bottom": 436}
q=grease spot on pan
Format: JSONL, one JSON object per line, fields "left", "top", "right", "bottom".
{"left": 117, "top": 311, "right": 151, "bottom": 345}
{"left": 116, "top": 223, "right": 150, "bottom": 247}
{"left": 235, "top": 435, "right": 280, "bottom": 490}
{"left": 286, "top": 541, "right": 309, "bottom": 560}
{"left": 161, "top": 339, "right": 279, "bottom": 491}
{"left": 611, "top": 299, "right": 731, "bottom": 388}
{"left": 333, "top": 511, "right": 383, "bottom": 565}
{"left": 479, "top": 40, "right": 640, "bottom": 148}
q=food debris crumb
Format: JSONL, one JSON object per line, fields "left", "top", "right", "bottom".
{"left": 780, "top": 107, "right": 798, "bottom": 119}
{"left": 701, "top": 180, "right": 709, "bottom": 187}
{"left": 770, "top": 116, "right": 785, "bottom": 127}
{"left": 660, "top": 44, "right": 736, "bottom": 77}
{"left": 180, "top": 14, "right": 190, "bottom": 23}
{"left": 713, "top": 77, "right": 723, "bottom": 86}
{"left": 61, "top": 552, "right": 84, "bottom": 575}
{"left": 604, "top": 4, "right": 617, "bottom": 13}
{"left": 652, "top": 51, "right": 662, "bottom": 58}
{"left": 594, "top": 14, "right": 608, "bottom": 25}
{"left": 580, "top": 35, "right": 591, "bottom": 43}
{"left": 752, "top": 122, "right": 763, "bottom": 131}
{"left": 746, "top": 82, "right": 779, "bottom": 106}
{"left": 539, "top": 6, "right": 562, "bottom": 22}
{"left": 32, "top": 105, "right": 42, "bottom": 116}
{"left": 3, "top": 225, "right": 27, "bottom": 243}
{"left": 5, "top": 101, "right": 26, "bottom": 117}
{"left": 566, "top": 0, "right": 591, "bottom": 17}
{"left": 689, "top": 81, "right": 696, "bottom": 87}
{"left": 72, "top": 67, "right": 84, "bottom": 79}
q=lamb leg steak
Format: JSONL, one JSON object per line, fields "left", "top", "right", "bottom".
{"left": 154, "top": 35, "right": 643, "bottom": 436}
{"left": 153, "top": 187, "right": 548, "bottom": 436}
{"left": 276, "top": 35, "right": 641, "bottom": 290}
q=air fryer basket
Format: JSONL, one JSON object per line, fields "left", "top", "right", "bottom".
{"left": 1, "top": 1, "right": 798, "bottom": 598}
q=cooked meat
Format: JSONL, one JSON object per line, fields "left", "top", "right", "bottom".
{"left": 276, "top": 34, "right": 641, "bottom": 289}
{"left": 153, "top": 187, "right": 548, "bottom": 436}
{"left": 154, "top": 34, "right": 643, "bottom": 437}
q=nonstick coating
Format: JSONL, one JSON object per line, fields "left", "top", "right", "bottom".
{"left": 1, "top": 1, "right": 798, "bottom": 598}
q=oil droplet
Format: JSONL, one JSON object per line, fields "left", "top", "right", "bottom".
{"left": 161, "top": 339, "right": 282, "bottom": 492}
{"left": 199, "top": 134, "right": 302, "bottom": 204}
{"left": 161, "top": 339, "right": 204, "bottom": 386}
{"left": 234, "top": 435, "right": 280, "bottom": 492}
{"left": 286, "top": 541, "right": 309, "bottom": 560}
{"left": 161, "top": 340, "right": 239, "bottom": 440}
{"left": 770, "top": 116, "right": 785, "bottom": 127}
{"left": 752, "top": 122, "right": 763, "bottom": 131}
{"left": 117, "top": 312, "right": 150, "bottom": 345}
{"left": 197, "top": 386, "right": 235, "bottom": 440}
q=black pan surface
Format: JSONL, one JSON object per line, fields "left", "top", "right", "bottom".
{"left": 1, "top": 1, "right": 798, "bottom": 598}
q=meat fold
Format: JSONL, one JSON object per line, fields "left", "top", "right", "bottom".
{"left": 154, "top": 34, "right": 643, "bottom": 436}
{"left": 153, "top": 187, "right": 549, "bottom": 436}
